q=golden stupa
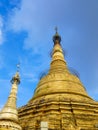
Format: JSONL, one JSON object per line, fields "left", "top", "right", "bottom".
{"left": 18, "top": 30, "right": 98, "bottom": 130}
{"left": 0, "top": 72, "right": 22, "bottom": 130}
{"left": 0, "top": 30, "right": 98, "bottom": 130}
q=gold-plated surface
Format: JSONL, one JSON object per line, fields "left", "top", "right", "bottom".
{"left": 30, "top": 39, "right": 93, "bottom": 103}
{"left": 1, "top": 31, "right": 98, "bottom": 130}
{"left": 0, "top": 128, "right": 12, "bottom": 130}
{"left": 18, "top": 32, "right": 98, "bottom": 130}
{"left": 0, "top": 72, "right": 22, "bottom": 130}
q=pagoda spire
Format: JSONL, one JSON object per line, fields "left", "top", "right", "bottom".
{"left": 30, "top": 29, "right": 92, "bottom": 104}
{"left": 0, "top": 66, "right": 22, "bottom": 130}
{"left": 49, "top": 28, "right": 67, "bottom": 73}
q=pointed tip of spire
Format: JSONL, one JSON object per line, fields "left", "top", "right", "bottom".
{"left": 55, "top": 26, "right": 58, "bottom": 33}
{"left": 11, "top": 63, "right": 20, "bottom": 84}
{"left": 11, "top": 72, "right": 20, "bottom": 84}
{"left": 16, "top": 62, "right": 20, "bottom": 72}
{"left": 53, "top": 27, "right": 61, "bottom": 44}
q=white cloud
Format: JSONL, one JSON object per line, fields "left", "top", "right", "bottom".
{"left": 8, "top": 0, "right": 55, "bottom": 52}
{"left": 10, "top": 0, "right": 35, "bottom": 31}
{"left": 9, "top": 0, "right": 37, "bottom": 33}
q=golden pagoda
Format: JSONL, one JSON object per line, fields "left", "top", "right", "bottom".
{"left": 0, "top": 71, "right": 22, "bottom": 130}
{"left": 18, "top": 30, "right": 98, "bottom": 129}
{"left": 1, "top": 29, "right": 98, "bottom": 130}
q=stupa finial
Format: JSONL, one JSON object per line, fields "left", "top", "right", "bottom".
{"left": 11, "top": 63, "right": 20, "bottom": 85}
{"left": 17, "top": 62, "right": 20, "bottom": 72}
{"left": 53, "top": 27, "right": 61, "bottom": 44}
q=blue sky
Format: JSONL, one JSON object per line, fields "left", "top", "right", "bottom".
{"left": 0, "top": 0, "right": 98, "bottom": 108}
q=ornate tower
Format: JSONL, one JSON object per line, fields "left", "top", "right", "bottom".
{"left": 0, "top": 71, "right": 22, "bottom": 130}
{"left": 18, "top": 30, "right": 98, "bottom": 130}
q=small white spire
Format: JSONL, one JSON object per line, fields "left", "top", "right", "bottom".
{"left": 0, "top": 67, "right": 22, "bottom": 130}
